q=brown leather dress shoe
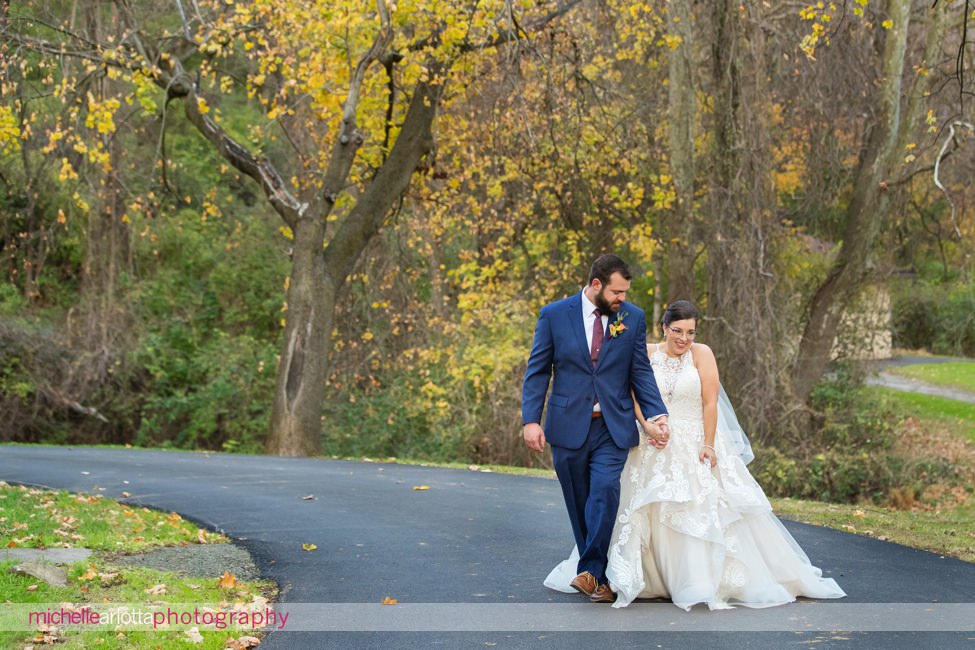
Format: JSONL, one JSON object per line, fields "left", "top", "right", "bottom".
{"left": 590, "top": 584, "right": 617, "bottom": 603}
{"left": 569, "top": 571, "right": 597, "bottom": 596}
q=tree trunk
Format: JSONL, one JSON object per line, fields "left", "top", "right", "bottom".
{"left": 265, "top": 76, "right": 441, "bottom": 455}
{"left": 266, "top": 213, "right": 333, "bottom": 456}
{"left": 662, "top": 0, "right": 698, "bottom": 303}
{"left": 78, "top": 2, "right": 131, "bottom": 349}
{"left": 704, "top": 0, "right": 780, "bottom": 437}
{"left": 792, "top": 0, "right": 913, "bottom": 401}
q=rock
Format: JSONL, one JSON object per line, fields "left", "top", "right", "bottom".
{"left": 10, "top": 560, "right": 69, "bottom": 587}
{"left": 1, "top": 547, "right": 92, "bottom": 564}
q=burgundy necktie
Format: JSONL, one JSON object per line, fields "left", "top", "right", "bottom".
{"left": 590, "top": 308, "right": 604, "bottom": 367}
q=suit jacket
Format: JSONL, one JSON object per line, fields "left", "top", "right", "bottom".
{"left": 521, "top": 293, "right": 667, "bottom": 450}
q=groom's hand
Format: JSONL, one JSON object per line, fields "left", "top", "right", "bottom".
{"left": 656, "top": 416, "right": 670, "bottom": 441}
{"left": 644, "top": 417, "right": 669, "bottom": 449}
{"left": 523, "top": 423, "right": 546, "bottom": 452}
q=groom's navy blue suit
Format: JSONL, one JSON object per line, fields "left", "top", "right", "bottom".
{"left": 523, "top": 292, "right": 667, "bottom": 584}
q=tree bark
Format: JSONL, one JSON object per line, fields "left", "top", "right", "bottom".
{"left": 266, "top": 212, "right": 333, "bottom": 456}
{"left": 662, "top": 0, "right": 698, "bottom": 303}
{"left": 704, "top": 0, "right": 781, "bottom": 437}
{"left": 78, "top": 2, "right": 131, "bottom": 349}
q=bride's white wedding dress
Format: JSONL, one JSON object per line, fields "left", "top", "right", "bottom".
{"left": 545, "top": 346, "right": 846, "bottom": 610}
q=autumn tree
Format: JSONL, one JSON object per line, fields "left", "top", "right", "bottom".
{"left": 378, "top": 1, "right": 676, "bottom": 464}
{"left": 3, "top": 0, "right": 586, "bottom": 455}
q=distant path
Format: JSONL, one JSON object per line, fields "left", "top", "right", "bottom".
{"left": 2, "top": 446, "right": 975, "bottom": 649}
{"left": 866, "top": 354, "right": 975, "bottom": 404}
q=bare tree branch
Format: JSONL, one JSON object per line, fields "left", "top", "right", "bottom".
{"left": 933, "top": 120, "right": 974, "bottom": 240}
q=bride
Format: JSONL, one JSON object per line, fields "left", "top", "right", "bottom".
{"left": 546, "top": 300, "right": 846, "bottom": 609}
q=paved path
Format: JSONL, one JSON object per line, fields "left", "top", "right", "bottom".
{"left": 2, "top": 445, "right": 974, "bottom": 649}
{"left": 866, "top": 355, "right": 975, "bottom": 404}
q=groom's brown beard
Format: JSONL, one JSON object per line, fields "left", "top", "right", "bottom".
{"left": 594, "top": 288, "right": 621, "bottom": 314}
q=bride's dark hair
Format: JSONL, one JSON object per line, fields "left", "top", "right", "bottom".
{"left": 662, "top": 300, "right": 700, "bottom": 327}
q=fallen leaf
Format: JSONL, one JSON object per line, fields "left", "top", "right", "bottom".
{"left": 302, "top": 543, "right": 317, "bottom": 551}
{"left": 381, "top": 596, "right": 398, "bottom": 605}
{"left": 28, "top": 634, "right": 59, "bottom": 645}
{"left": 412, "top": 486, "right": 430, "bottom": 491}
{"left": 217, "top": 571, "right": 238, "bottom": 590}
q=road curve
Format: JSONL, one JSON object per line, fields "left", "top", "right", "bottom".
{"left": 2, "top": 445, "right": 974, "bottom": 649}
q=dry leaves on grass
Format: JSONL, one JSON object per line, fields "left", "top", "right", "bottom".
{"left": 217, "top": 571, "right": 238, "bottom": 590}
{"left": 893, "top": 415, "right": 975, "bottom": 510}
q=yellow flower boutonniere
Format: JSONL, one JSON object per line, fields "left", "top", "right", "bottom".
{"left": 608, "top": 312, "right": 628, "bottom": 338}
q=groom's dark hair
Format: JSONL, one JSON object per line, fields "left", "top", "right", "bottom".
{"left": 588, "top": 254, "right": 631, "bottom": 286}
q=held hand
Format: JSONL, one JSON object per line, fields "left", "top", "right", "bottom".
{"left": 656, "top": 416, "right": 670, "bottom": 442}
{"left": 699, "top": 444, "right": 717, "bottom": 467}
{"left": 643, "top": 420, "right": 667, "bottom": 449}
{"left": 523, "top": 423, "right": 546, "bottom": 453}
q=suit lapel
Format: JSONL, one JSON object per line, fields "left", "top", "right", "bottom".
{"left": 597, "top": 304, "right": 627, "bottom": 367}
{"left": 567, "top": 294, "right": 591, "bottom": 365}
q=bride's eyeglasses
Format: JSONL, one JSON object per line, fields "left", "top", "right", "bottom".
{"left": 667, "top": 326, "right": 697, "bottom": 339}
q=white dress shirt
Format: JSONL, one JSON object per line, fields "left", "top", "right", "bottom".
{"left": 581, "top": 289, "right": 607, "bottom": 412}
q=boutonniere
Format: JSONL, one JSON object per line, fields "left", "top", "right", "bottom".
{"left": 608, "top": 312, "right": 628, "bottom": 338}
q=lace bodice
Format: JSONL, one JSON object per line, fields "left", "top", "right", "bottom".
{"left": 650, "top": 348, "right": 702, "bottom": 424}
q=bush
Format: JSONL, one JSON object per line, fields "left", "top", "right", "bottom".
{"left": 892, "top": 281, "right": 975, "bottom": 356}
{"left": 750, "top": 445, "right": 799, "bottom": 496}
{"left": 753, "top": 369, "right": 963, "bottom": 505}
{"left": 133, "top": 331, "right": 277, "bottom": 453}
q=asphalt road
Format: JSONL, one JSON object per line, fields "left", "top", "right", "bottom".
{"left": 866, "top": 355, "right": 975, "bottom": 404}
{"left": 2, "top": 445, "right": 974, "bottom": 649}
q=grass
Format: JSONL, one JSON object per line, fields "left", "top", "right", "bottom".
{"left": 886, "top": 361, "right": 975, "bottom": 393}
{"left": 865, "top": 386, "right": 975, "bottom": 443}
{"left": 0, "top": 482, "right": 276, "bottom": 649}
{"left": 0, "top": 484, "right": 224, "bottom": 551}
{"left": 770, "top": 497, "right": 975, "bottom": 563}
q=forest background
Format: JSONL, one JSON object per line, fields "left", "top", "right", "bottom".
{"left": 1, "top": 0, "right": 974, "bottom": 509}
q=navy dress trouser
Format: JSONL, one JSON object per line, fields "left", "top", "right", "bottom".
{"left": 550, "top": 415, "right": 628, "bottom": 585}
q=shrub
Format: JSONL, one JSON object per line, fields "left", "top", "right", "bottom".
{"left": 891, "top": 281, "right": 975, "bottom": 356}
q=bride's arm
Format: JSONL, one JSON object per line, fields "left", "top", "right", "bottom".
{"left": 635, "top": 343, "right": 666, "bottom": 448}
{"left": 692, "top": 343, "right": 720, "bottom": 463}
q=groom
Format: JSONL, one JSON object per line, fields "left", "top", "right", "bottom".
{"left": 522, "top": 254, "right": 668, "bottom": 603}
